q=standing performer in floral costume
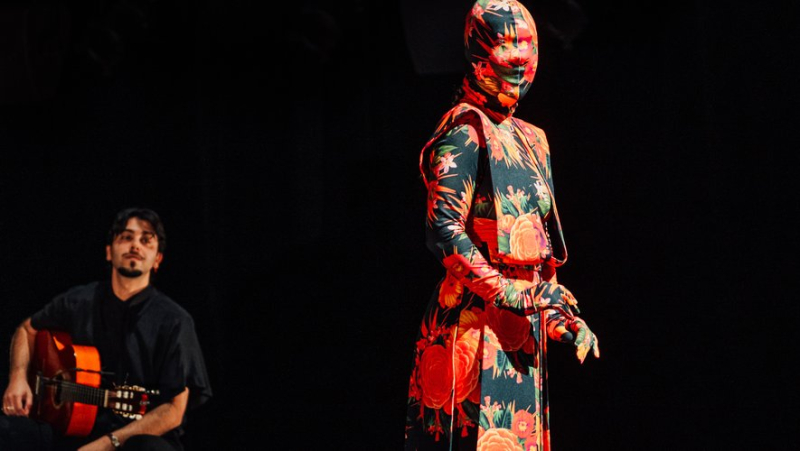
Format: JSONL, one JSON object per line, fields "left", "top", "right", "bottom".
{"left": 404, "top": 1, "right": 600, "bottom": 449}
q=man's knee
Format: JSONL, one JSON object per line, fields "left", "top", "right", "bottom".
{"left": 0, "top": 415, "right": 53, "bottom": 450}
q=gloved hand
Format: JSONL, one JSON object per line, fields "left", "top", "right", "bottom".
{"left": 568, "top": 317, "right": 600, "bottom": 363}
{"left": 547, "top": 315, "right": 600, "bottom": 363}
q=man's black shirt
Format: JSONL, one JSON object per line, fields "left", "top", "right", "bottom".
{"left": 29, "top": 281, "right": 212, "bottom": 442}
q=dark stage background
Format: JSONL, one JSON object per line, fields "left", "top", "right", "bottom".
{"left": 1, "top": 0, "right": 799, "bottom": 449}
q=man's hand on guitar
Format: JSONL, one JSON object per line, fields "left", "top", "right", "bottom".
{"left": 3, "top": 373, "right": 33, "bottom": 417}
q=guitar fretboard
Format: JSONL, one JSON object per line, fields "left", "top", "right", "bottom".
{"left": 37, "top": 376, "right": 107, "bottom": 407}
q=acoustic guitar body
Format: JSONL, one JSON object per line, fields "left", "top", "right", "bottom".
{"left": 29, "top": 329, "right": 101, "bottom": 437}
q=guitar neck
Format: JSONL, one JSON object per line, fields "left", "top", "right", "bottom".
{"left": 35, "top": 374, "right": 157, "bottom": 419}
{"left": 37, "top": 375, "right": 111, "bottom": 408}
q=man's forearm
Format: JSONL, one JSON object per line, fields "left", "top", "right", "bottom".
{"left": 110, "top": 387, "right": 189, "bottom": 446}
{"left": 9, "top": 319, "right": 35, "bottom": 381}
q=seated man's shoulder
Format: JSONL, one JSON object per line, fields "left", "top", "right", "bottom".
{"left": 56, "top": 280, "right": 106, "bottom": 303}
{"left": 148, "top": 289, "right": 195, "bottom": 322}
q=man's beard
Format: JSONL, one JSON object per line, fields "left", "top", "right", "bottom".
{"left": 117, "top": 266, "right": 144, "bottom": 278}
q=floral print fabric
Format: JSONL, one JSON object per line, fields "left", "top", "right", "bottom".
{"left": 404, "top": 1, "right": 575, "bottom": 450}
{"left": 405, "top": 104, "right": 563, "bottom": 451}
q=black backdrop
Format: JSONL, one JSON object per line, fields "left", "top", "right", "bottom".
{"left": 1, "top": 0, "right": 799, "bottom": 449}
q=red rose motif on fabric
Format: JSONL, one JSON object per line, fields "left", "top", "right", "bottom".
{"left": 486, "top": 304, "right": 531, "bottom": 351}
{"left": 522, "top": 335, "right": 536, "bottom": 356}
{"left": 453, "top": 329, "right": 480, "bottom": 403}
{"left": 509, "top": 213, "right": 547, "bottom": 261}
{"left": 477, "top": 428, "right": 521, "bottom": 451}
{"left": 442, "top": 253, "right": 471, "bottom": 278}
{"left": 512, "top": 409, "right": 538, "bottom": 439}
{"left": 408, "top": 373, "right": 420, "bottom": 399}
{"left": 467, "top": 379, "right": 482, "bottom": 404}
{"left": 419, "top": 344, "right": 453, "bottom": 409}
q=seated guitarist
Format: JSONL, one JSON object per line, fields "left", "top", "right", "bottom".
{"left": 1, "top": 207, "right": 212, "bottom": 451}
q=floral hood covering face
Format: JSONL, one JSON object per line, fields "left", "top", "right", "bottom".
{"left": 459, "top": 0, "right": 539, "bottom": 123}
{"left": 405, "top": 2, "right": 599, "bottom": 449}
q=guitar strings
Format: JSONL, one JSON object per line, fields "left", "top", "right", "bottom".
{"left": 40, "top": 377, "right": 106, "bottom": 406}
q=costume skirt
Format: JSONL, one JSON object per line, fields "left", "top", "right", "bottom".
{"left": 405, "top": 268, "right": 551, "bottom": 451}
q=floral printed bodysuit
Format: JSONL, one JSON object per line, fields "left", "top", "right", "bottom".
{"left": 404, "top": 1, "right": 578, "bottom": 450}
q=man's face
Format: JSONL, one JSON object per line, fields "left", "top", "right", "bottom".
{"left": 105, "top": 218, "right": 163, "bottom": 279}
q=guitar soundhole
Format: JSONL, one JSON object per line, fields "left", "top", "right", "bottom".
{"left": 52, "top": 373, "right": 65, "bottom": 407}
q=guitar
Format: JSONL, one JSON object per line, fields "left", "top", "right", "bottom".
{"left": 28, "top": 329, "right": 160, "bottom": 437}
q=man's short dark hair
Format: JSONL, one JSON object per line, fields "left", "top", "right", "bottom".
{"left": 107, "top": 207, "right": 167, "bottom": 253}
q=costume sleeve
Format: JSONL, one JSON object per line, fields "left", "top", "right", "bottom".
{"left": 422, "top": 122, "right": 508, "bottom": 303}
{"left": 157, "top": 315, "right": 212, "bottom": 411}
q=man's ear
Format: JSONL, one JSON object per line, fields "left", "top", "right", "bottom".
{"left": 105, "top": 245, "right": 111, "bottom": 262}
{"left": 154, "top": 253, "right": 163, "bottom": 271}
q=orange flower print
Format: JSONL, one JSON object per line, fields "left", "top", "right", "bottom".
{"left": 508, "top": 213, "right": 548, "bottom": 261}
{"left": 467, "top": 124, "right": 480, "bottom": 146}
{"left": 442, "top": 253, "right": 470, "bottom": 278}
{"left": 524, "top": 56, "right": 537, "bottom": 83}
{"left": 458, "top": 307, "right": 483, "bottom": 331}
{"left": 523, "top": 436, "right": 540, "bottom": 451}
{"left": 499, "top": 128, "right": 521, "bottom": 163}
{"left": 453, "top": 330, "right": 481, "bottom": 404}
{"left": 477, "top": 428, "right": 521, "bottom": 451}
{"left": 512, "top": 409, "right": 537, "bottom": 439}
{"left": 497, "top": 89, "right": 518, "bottom": 107}
{"left": 438, "top": 273, "right": 463, "bottom": 308}
{"left": 467, "top": 378, "right": 482, "bottom": 404}
{"left": 498, "top": 214, "right": 516, "bottom": 234}
{"left": 487, "top": 133, "right": 505, "bottom": 161}
{"left": 419, "top": 345, "right": 453, "bottom": 409}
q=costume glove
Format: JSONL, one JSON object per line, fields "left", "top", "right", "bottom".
{"left": 569, "top": 317, "right": 600, "bottom": 363}
{"left": 547, "top": 316, "right": 600, "bottom": 363}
